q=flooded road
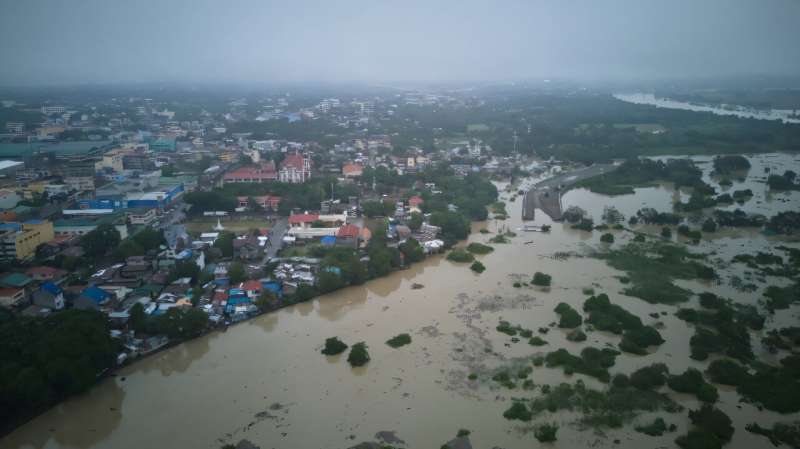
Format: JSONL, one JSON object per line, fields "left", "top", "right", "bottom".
{"left": 3, "top": 155, "right": 800, "bottom": 449}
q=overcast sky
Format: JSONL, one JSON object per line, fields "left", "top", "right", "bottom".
{"left": 2, "top": 0, "right": 799, "bottom": 86}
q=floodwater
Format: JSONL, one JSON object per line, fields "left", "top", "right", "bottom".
{"left": 614, "top": 93, "right": 800, "bottom": 124}
{"left": 4, "top": 156, "right": 800, "bottom": 449}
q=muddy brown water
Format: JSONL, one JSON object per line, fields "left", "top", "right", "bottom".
{"left": 3, "top": 154, "right": 799, "bottom": 449}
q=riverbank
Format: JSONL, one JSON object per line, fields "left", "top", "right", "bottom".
{"left": 4, "top": 164, "right": 800, "bottom": 449}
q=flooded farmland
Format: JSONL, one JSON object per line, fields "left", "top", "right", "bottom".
{"left": 3, "top": 154, "right": 799, "bottom": 449}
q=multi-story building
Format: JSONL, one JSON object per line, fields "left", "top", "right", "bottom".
{"left": 64, "top": 176, "right": 95, "bottom": 192}
{"left": 53, "top": 217, "right": 128, "bottom": 239}
{"left": 40, "top": 105, "right": 65, "bottom": 115}
{"left": 223, "top": 162, "right": 278, "bottom": 184}
{"left": 237, "top": 195, "right": 281, "bottom": 211}
{"left": 43, "top": 184, "right": 69, "bottom": 197}
{"left": 96, "top": 149, "right": 126, "bottom": 173}
{"left": 127, "top": 208, "right": 158, "bottom": 225}
{"left": 0, "top": 220, "right": 55, "bottom": 261}
{"left": 279, "top": 154, "right": 311, "bottom": 183}
{"left": 5, "top": 122, "right": 24, "bottom": 134}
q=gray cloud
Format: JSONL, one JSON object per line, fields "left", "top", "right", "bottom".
{"left": 1, "top": 0, "right": 799, "bottom": 86}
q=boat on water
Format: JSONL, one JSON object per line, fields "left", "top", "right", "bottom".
{"left": 518, "top": 224, "right": 551, "bottom": 232}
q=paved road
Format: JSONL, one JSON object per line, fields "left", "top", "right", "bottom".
{"left": 523, "top": 163, "right": 616, "bottom": 220}
{"left": 534, "top": 163, "right": 616, "bottom": 189}
{"left": 263, "top": 217, "right": 289, "bottom": 262}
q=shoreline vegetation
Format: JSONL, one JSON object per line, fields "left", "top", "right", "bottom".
{"left": 0, "top": 168, "right": 499, "bottom": 438}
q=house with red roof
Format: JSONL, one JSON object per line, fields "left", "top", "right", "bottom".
{"left": 26, "top": 266, "right": 68, "bottom": 282}
{"left": 288, "top": 213, "right": 319, "bottom": 229}
{"left": 279, "top": 153, "right": 311, "bottom": 183}
{"left": 240, "top": 280, "right": 262, "bottom": 299}
{"left": 211, "top": 290, "right": 228, "bottom": 307}
{"left": 223, "top": 162, "right": 278, "bottom": 184}
{"left": 342, "top": 163, "right": 363, "bottom": 178}
{"left": 336, "top": 224, "right": 362, "bottom": 247}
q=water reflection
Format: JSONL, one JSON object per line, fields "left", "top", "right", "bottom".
{"left": 9, "top": 378, "right": 125, "bottom": 449}
{"left": 135, "top": 334, "right": 213, "bottom": 377}
{"left": 250, "top": 312, "right": 279, "bottom": 334}
{"left": 315, "top": 284, "right": 369, "bottom": 321}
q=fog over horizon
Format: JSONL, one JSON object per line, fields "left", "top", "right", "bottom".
{"left": 2, "top": 0, "right": 800, "bottom": 87}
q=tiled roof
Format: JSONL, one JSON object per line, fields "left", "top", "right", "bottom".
{"left": 337, "top": 224, "right": 360, "bottom": 238}
{"left": 288, "top": 213, "right": 318, "bottom": 224}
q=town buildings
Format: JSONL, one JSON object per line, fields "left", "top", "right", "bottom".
{"left": 278, "top": 153, "right": 311, "bottom": 183}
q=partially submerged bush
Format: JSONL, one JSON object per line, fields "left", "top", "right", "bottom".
{"left": 321, "top": 337, "right": 348, "bottom": 355}
{"left": 706, "top": 359, "right": 749, "bottom": 386}
{"left": 503, "top": 401, "right": 532, "bottom": 421}
{"left": 746, "top": 422, "right": 800, "bottom": 448}
{"left": 532, "top": 272, "right": 552, "bottom": 286}
{"left": 737, "top": 366, "right": 800, "bottom": 413}
{"left": 675, "top": 405, "right": 734, "bottom": 449}
{"left": 347, "top": 342, "right": 371, "bottom": 367}
{"left": 600, "top": 233, "right": 615, "bottom": 243}
{"left": 583, "top": 294, "right": 643, "bottom": 333}
{"left": 529, "top": 336, "right": 548, "bottom": 346}
{"left": 567, "top": 329, "right": 587, "bottom": 342}
{"left": 470, "top": 261, "right": 486, "bottom": 273}
{"left": 668, "top": 368, "right": 719, "bottom": 403}
{"left": 466, "top": 242, "right": 493, "bottom": 254}
{"left": 630, "top": 363, "right": 669, "bottom": 390}
{"left": 635, "top": 417, "right": 669, "bottom": 436}
{"left": 554, "top": 302, "right": 582, "bottom": 328}
{"left": 620, "top": 325, "right": 664, "bottom": 354}
{"left": 447, "top": 249, "right": 474, "bottom": 263}
{"left": 545, "top": 347, "right": 620, "bottom": 382}
{"left": 386, "top": 333, "right": 412, "bottom": 348}
{"left": 527, "top": 380, "right": 681, "bottom": 429}
{"left": 534, "top": 423, "right": 558, "bottom": 442}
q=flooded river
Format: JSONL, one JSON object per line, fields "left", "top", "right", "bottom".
{"left": 3, "top": 154, "right": 800, "bottom": 449}
{"left": 615, "top": 93, "right": 800, "bottom": 124}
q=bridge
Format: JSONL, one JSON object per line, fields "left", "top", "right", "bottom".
{"left": 522, "top": 163, "right": 616, "bottom": 221}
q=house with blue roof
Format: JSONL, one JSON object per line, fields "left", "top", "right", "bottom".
{"left": 33, "top": 282, "right": 64, "bottom": 310}
{"left": 74, "top": 285, "right": 112, "bottom": 310}
{"left": 261, "top": 280, "right": 283, "bottom": 298}
{"left": 225, "top": 287, "right": 252, "bottom": 314}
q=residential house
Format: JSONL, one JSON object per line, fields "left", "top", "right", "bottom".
{"left": 26, "top": 266, "right": 68, "bottom": 282}
{"left": 32, "top": 282, "right": 64, "bottom": 310}
{"left": 1, "top": 272, "right": 32, "bottom": 289}
{"left": 74, "top": 285, "right": 112, "bottom": 310}
{"left": 0, "top": 287, "right": 25, "bottom": 308}
{"left": 241, "top": 280, "right": 262, "bottom": 299}
{"left": 341, "top": 163, "right": 363, "bottom": 178}
{"left": 336, "top": 224, "right": 362, "bottom": 247}
{"left": 288, "top": 213, "right": 318, "bottom": 229}
{"left": 233, "top": 237, "right": 262, "bottom": 260}
{"left": 214, "top": 264, "right": 228, "bottom": 282}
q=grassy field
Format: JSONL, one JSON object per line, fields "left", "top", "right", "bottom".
{"left": 184, "top": 218, "right": 269, "bottom": 234}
